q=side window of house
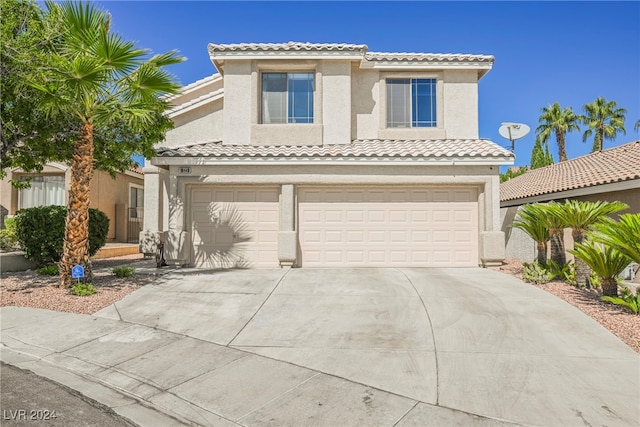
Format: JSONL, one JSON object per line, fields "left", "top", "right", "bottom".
{"left": 262, "top": 72, "right": 314, "bottom": 124}
{"left": 387, "top": 78, "right": 436, "bottom": 128}
{"left": 19, "top": 176, "right": 65, "bottom": 209}
{"left": 130, "top": 187, "right": 144, "bottom": 218}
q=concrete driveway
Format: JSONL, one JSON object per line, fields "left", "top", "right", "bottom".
{"left": 2, "top": 267, "right": 638, "bottom": 426}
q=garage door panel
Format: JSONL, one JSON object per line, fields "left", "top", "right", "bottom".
{"left": 299, "top": 187, "right": 478, "bottom": 267}
{"left": 191, "top": 187, "right": 279, "bottom": 268}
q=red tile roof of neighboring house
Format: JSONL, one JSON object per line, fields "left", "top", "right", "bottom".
{"left": 128, "top": 166, "right": 143, "bottom": 175}
{"left": 156, "top": 139, "right": 513, "bottom": 162}
{"left": 500, "top": 140, "right": 640, "bottom": 203}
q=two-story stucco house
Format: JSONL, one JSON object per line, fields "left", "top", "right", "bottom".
{"left": 141, "top": 42, "right": 514, "bottom": 269}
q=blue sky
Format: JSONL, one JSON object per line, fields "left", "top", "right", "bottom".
{"left": 93, "top": 1, "right": 639, "bottom": 167}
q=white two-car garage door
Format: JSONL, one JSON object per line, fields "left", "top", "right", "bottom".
{"left": 191, "top": 187, "right": 279, "bottom": 268}
{"left": 298, "top": 187, "right": 479, "bottom": 267}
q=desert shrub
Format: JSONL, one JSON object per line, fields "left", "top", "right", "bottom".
{"left": 522, "top": 261, "right": 554, "bottom": 285}
{"left": 112, "top": 266, "right": 135, "bottom": 277}
{"left": 36, "top": 264, "right": 59, "bottom": 276}
{"left": 70, "top": 283, "right": 96, "bottom": 296}
{"left": 14, "top": 206, "right": 109, "bottom": 266}
{"left": 0, "top": 217, "right": 19, "bottom": 250}
{"left": 548, "top": 260, "right": 577, "bottom": 286}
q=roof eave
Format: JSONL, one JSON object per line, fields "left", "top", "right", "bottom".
{"left": 152, "top": 156, "right": 513, "bottom": 166}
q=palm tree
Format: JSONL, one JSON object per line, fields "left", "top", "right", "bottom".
{"left": 570, "top": 241, "right": 631, "bottom": 297}
{"left": 512, "top": 203, "right": 550, "bottom": 265}
{"left": 635, "top": 119, "right": 640, "bottom": 132}
{"left": 536, "top": 102, "right": 581, "bottom": 162}
{"left": 553, "top": 200, "right": 628, "bottom": 286}
{"left": 31, "top": 2, "right": 183, "bottom": 287}
{"left": 581, "top": 97, "right": 627, "bottom": 152}
{"left": 541, "top": 202, "right": 567, "bottom": 268}
{"left": 590, "top": 213, "right": 640, "bottom": 265}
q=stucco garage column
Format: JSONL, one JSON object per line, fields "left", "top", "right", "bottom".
{"left": 278, "top": 184, "right": 297, "bottom": 267}
{"left": 479, "top": 174, "right": 505, "bottom": 266}
{"left": 139, "top": 164, "right": 167, "bottom": 255}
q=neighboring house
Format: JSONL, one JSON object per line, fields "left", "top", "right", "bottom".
{"left": 500, "top": 140, "right": 640, "bottom": 261}
{"left": 1, "top": 163, "right": 145, "bottom": 243}
{"left": 141, "top": 42, "right": 514, "bottom": 268}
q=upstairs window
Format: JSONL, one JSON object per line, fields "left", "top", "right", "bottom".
{"left": 262, "top": 73, "right": 314, "bottom": 124}
{"left": 387, "top": 78, "right": 436, "bottom": 128}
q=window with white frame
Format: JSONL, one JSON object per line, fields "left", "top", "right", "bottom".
{"left": 18, "top": 176, "right": 65, "bottom": 209}
{"left": 261, "top": 72, "right": 314, "bottom": 124}
{"left": 386, "top": 78, "right": 436, "bottom": 128}
{"left": 129, "top": 186, "right": 144, "bottom": 219}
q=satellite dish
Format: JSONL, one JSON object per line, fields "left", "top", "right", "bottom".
{"left": 499, "top": 122, "right": 530, "bottom": 151}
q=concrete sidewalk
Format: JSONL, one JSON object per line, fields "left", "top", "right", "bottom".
{"left": 2, "top": 267, "right": 639, "bottom": 426}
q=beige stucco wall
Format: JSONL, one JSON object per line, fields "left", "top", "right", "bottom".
{"left": 0, "top": 166, "right": 142, "bottom": 242}
{"left": 501, "top": 186, "right": 640, "bottom": 262}
{"left": 163, "top": 101, "right": 223, "bottom": 148}
{"left": 164, "top": 59, "right": 483, "bottom": 148}
{"left": 442, "top": 70, "right": 479, "bottom": 139}
{"left": 146, "top": 162, "right": 502, "bottom": 266}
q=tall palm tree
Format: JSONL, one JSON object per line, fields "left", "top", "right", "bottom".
{"left": 635, "top": 119, "right": 640, "bottom": 132}
{"left": 512, "top": 203, "right": 550, "bottom": 265}
{"left": 581, "top": 97, "right": 627, "bottom": 152}
{"left": 590, "top": 213, "right": 640, "bottom": 265}
{"left": 536, "top": 102, "right": 581, "bottom": 162}
{"left": 31, "top": 2, "right": 183, "bottom": 287}
{"left": 541, "top": 202, "right": 567, "bottom": 268}
{"left": 570, "top": 241, "right": 631, "bottom": 297}
{"left": 553, "top": 200, "right": 628, "bottom": 286}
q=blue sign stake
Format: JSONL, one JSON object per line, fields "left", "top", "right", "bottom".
{"left": 71, "top": 264, "right": 85, "bottom": 279}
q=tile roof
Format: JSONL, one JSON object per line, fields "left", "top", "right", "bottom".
{"left": 365, "top": 52, "right": 494, "bottom": 63}
{"left": 157, "top": 139, "right": 513, "bottom": 161}
{"left": 500, "top": 141, "right": 640, "bottom": 203}
{"left": 208, "top": 42, "right": 368, "bottom": 54}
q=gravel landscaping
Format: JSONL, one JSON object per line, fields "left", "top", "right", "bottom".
{"left": 2, "top": 255, "right": 638, "bottom": 353}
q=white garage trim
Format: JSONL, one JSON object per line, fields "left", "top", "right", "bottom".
{"left": 298, "top": 186, "right": 479, "bottom": 267}
{"left": 190, "top": 186, "right": 280, "bottom": 268}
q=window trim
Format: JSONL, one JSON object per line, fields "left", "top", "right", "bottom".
{"left": 386, "top": 77, "right": 437, "bottom": 129}
{"left": 128, "top": 183, "right": 144, "bottom": 220}
{"left": 17, "top": 175, "right": 66, "bottom": 210}
{"left": 260, "top": 71, "right": 315, "bottom": 124}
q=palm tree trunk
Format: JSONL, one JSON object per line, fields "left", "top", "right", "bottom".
{"left": 549, "top": 228, "right": 566, "bottom": 267}
{"left": 594, "top": 125, "right": 604, "bottom": 152}
{"left": 536, "top": 241, "right": 547, "bottom": 265}
{"left": 556, "top": 129, "right": 567, "bottom": 162}
{"left": 601, "top": 278, "right": 618, "bottom": 297}
{"left": 59, "top": 123, "right": 94, "bottom": 288}
{"left": 572, "top": 231, "right": 590, "bottom": 287}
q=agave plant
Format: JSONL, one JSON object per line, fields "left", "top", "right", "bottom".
{"left": 552, "top": 200, "right": 628, "bottom": 286}
{"left": 569, "top": 241, "right": 631, "bottom": 297}
{"left": 512, "top": 203, "right": 550, "bottom": 265}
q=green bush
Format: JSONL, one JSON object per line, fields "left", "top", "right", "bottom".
{"left": 70, "top": 283, "right": 97, "bottom": 296}
{"left": 112, "top": 266, "right": 135, "bottom": 277}
{"left": 548, "top": 260, "right": 577, "bottom": 286}
{"left": 36, "top": 264, "right": 59, "bottom": 276}
{"left": 14, "top": 206, "right": 109, "bottom": 266}
{"left": 602, "top": 287, "right": 640, "bottom": 315}
{"left": 0, "top": 217, "right": 19, "bottom": 250}
{"left": 522, "top": 261, "right": 554, "bottom": 285}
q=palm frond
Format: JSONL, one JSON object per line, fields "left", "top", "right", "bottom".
{"left": 590, "top": 213, "right": 640, "bottom": 264}
{"left": 569, "top": 241, "right": 631, "bottom": 279}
